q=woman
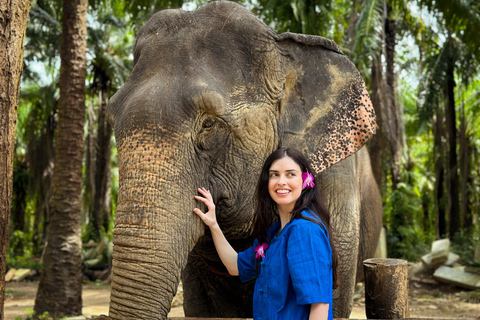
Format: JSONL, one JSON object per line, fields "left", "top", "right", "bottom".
{"left": 194, "top": 148, "right": 339, "bottom": 320}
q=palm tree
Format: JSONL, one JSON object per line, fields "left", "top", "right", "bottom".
{"left": 84, "top": 9, "right": 133, "bottom": 239}
{"left": 34, "top": 0, "right": 89, "bottom": 316}
{"left": 417, "top": 0, "right": 480, "bottom": 238}
{"left": 0, "top": 1, "right": 32, "bottom": 317}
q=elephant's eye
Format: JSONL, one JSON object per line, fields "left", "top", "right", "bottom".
{"left": 202, "top": 118, "right": 215, "bottom": 129}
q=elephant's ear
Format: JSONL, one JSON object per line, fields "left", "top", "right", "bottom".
{"left": 275, "top": 32, "right": 376, "bottom": 173}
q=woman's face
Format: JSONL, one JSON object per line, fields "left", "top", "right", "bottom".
{"left": 268, "top": 156, "right": 303, "bottom": 214}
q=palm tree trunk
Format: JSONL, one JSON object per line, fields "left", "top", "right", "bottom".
{"left": 0, "top": 1, "right": 31, "bottom": 318}
{"left": 34, "top": 0, "right": 88, "bottom": 317}
{"left": 92, "top": 87, "right": 112, "bottom": 236}
{"left": 385, "top": 3, "right": 403, "bottom": 190}
{"left": 459, "top": 102, "right": 468, "bottom": 230}
{"left": 444, "top": 42, "right": 460, "bottom": 237}
{"left": 433, "top": 107, "right": 446, "bottom": 238}
{"left": 369, "top": 52, "right": 387, "bottom": 189}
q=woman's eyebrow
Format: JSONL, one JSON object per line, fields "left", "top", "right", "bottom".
{"left": 269, "top": 169, "right": 299, "bottom": 172}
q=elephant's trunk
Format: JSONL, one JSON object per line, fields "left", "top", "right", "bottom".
{"left": 108, "top": 132, "right": 204, "bottom": 319}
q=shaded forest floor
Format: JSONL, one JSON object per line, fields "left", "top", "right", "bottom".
{"left": 4, "top": 277, "right": 480, "bottom": 319}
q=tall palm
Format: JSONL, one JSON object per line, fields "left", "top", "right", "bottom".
{"left": 84, "top": 9, "right": 133, "bottom": 239}
{"left": 417, "top": 0, "right": 480, "bottom": 237}
{"left": 0, "top": 1, "right": 32, "bottom": 318}
{"left": 34, "top": 0, "right": 88, "bottom": 316}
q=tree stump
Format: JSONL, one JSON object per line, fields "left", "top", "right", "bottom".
{"left": 364, "top": 258, "right": 409, "bottom": 319}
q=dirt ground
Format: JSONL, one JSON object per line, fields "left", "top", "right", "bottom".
{"left": 4, "top": 278, "right": 480, "bottom": 319}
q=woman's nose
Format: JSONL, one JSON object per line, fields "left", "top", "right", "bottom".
{"left": 277, "top": 174, "right": 287, "bottom": 185}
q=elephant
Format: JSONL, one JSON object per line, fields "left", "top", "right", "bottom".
{"left": 105, "top": 1, "right": 383, "bottom": 319}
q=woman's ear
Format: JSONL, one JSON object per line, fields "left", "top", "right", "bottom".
{"left": 275, "top": 32, "right": 376, "bottom": 174}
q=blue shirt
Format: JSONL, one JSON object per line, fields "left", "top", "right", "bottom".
{"left": 237, "top": 210, "right": 333, "bottom": 320}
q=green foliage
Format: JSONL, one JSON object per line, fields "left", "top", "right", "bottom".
{"left": 451, "top": 229, "right": 480, "bottom": 266}
{"left": 7, "top": 230, "right": 43, "bottom": 270}
{"left": 15, "top": 308, "right": 67, "bottom": 320}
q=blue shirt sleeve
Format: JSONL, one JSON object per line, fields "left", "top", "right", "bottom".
{"left": 286, "top": 220, "right": 333, "bottom": 305}
{"left": 237, "top": 239, "right": 259, "bottom": 283}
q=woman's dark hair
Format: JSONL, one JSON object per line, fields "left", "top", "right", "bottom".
{"left": 252, "top": 147, "right": 339, "bottom": 289}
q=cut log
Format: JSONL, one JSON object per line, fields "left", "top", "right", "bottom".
{"left": 364, "top": 258, "right": 409, "bottom": 319}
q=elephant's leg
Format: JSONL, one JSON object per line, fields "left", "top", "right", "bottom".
{"left": 182, "top": 245, "right": 254, "bottom": 318}
{"left": 319, "top": 157, "right": 360, "bottom": 318}
{"left": 356, "top": 147, "right": 383, "bottom": 282}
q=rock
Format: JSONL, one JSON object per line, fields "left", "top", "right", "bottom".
{"left": 421, "top": 253, "right": 444, "bottom": 270}
{"left": 443, "top": 252, "right": 460, "bottom": 266}
{"left": 431, "top": 238, "right": 450, "bottom": 265}
{"left": 84, "top": 258, "right": 101, "bottom": 268}
{"left": 12, "top": 268, "right": 31, "bottom": 281}
{"left": 374, "top": 227, "right": 387, "bottom": 259}
{"left": 5, "top": 269, "right": 16, "bottom": 282}
{"left": 465, "top": 266, "right": 480, "bottom": 275}
{"left": 433, "top": 265, "right": 480, "bottom": 290}
{"left": 408, "top": 261, "right": 425, "bottom": 279}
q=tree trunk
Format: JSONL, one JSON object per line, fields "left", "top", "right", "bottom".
{"left": 433, "top": 107, "right": 446, "bottom": 238}
{"left": 444, "top": 41, "right": 460, "bottom": 237}
{"left": 369, "top": 52, "right": 387, "bottom": 189}
{"left": 34, "top": 0, "right": 88, "bottom": 317}
{"left": 93, "top": 87, "right": 112, "bottom": 234}
{"left": 459, "top": 102, "right": 468, "bottom": 230}
{"left": 0, "top": 1, "right": 31, "bottom": 318}
{"left": 385, "top": 3, "right": 403, "bottom": 190}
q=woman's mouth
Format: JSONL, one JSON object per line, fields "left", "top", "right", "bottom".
{"left": 276, "top": 189, "right": 291, "bottom": 194}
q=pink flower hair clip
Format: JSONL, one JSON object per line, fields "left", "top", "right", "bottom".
{"left": 255, "top": 242, "right": 269, "bottom": 259}
{"left": 302, "top": 171, "right": 315, "bottom": 189}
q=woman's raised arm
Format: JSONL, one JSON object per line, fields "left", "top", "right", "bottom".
{"left": 194, "top": 188, "right": 239, "bottom": 276}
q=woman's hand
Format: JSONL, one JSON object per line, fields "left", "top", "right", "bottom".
{"left": 194, "top": 187, "right": 218, "bottom": 228}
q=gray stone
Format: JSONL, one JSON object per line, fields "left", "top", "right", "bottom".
{"left": 421, "top": 253, "right": 445, "bottom": 269}
{"left": 12, "top": 268, "right": 31, "bottom": 281}
{"left": 374, "top": 227, "right": 387, "bottom": 259}
{"left": 431, "top": 238, "right": 450, "bottom": 265}
{"left": 443, "top": 252, "right": 460, "bottom": 266}
{"left": 465, "top": 266, "right": 480, "bottom": 275}
{"left": 84, "top": 258, "right": 101, "bottom": 268}
{"left": 408, "top": 261, "right": 425, "bottom": 279}
{"left": 5, "top": 269, "right": 16, "bottom": 282}
{"left": 433, "top": 265, "right": 480, "bottom": 290}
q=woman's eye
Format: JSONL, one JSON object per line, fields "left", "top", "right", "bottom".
{"left": 202, "top": 118, "right": 215, "bottom": 129}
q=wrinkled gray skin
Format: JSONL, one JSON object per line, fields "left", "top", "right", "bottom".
{"left": 106, "top": 2, "right": 382, "bottom": 319}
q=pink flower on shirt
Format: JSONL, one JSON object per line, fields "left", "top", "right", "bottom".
{"left": 255, "top": 242, "right": 269, "bottom": 259}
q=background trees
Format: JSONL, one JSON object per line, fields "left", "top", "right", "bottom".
{"left": 3, "top": 0, "right": 480, "bottom": 316}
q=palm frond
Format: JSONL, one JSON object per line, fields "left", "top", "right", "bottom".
{"left": 351, "top": 0, "right": 384, "bottom": 74}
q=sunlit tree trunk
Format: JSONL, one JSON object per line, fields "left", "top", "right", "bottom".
{"left": 34, "top": 0, "right": 88, "bottom": 316}
{"left": 0, "top": 1, "right": 31, "bottom": 318}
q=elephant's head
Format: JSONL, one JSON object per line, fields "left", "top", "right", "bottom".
{"left": 106, "top": 1, "right": 375, "bottom": 319}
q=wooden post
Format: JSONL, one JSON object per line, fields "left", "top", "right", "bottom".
{"left": 364, "top": 258, "right": 409, "bottom": 319}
